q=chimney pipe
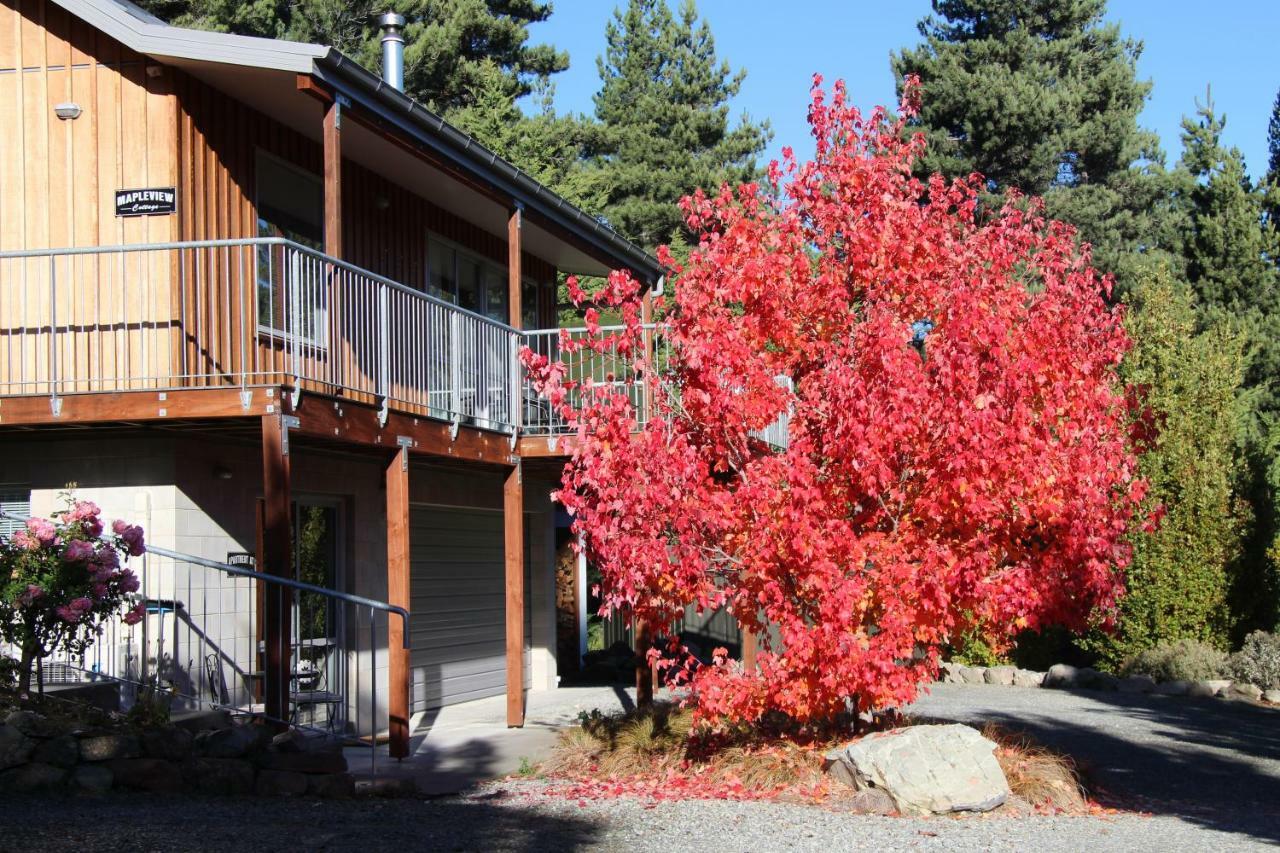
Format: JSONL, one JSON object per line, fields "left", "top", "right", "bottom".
{"left": 379, "top": 12, "right": 405, "bottom": 90}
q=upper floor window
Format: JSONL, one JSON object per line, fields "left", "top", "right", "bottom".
{"left": 427, "top": 236, "right": 525, "bottom": 325}
{"left": 256, "top": 153, "right": 325, "bottom": 342}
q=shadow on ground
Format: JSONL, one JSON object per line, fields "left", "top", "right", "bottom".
{"left": 0, "top": 791, "right": 604, "bottom": 853}
{"left": 915, "top": 684, "right": 1280, "bottom": 846}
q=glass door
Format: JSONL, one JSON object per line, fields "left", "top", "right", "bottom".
{"left": 291, "top": 501, "right": 343, "bottom": 730}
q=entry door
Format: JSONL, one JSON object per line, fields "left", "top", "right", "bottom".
{"left": 292, "top": 500, "right": 344, "bottom": 725}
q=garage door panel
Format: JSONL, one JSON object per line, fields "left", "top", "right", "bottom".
{"left": 409, "top": 505, "right": 535, "bottom": 712}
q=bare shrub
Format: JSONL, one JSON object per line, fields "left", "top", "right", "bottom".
{"left": 1122, "top": 638, "right": 1227, "bottom": 682}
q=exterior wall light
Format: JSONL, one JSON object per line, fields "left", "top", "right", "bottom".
{"left": 54, "top": 102, "right": 82, "bottom": 120}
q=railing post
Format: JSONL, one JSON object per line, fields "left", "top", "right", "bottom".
{"left": 449, "top": 312, "right": 462, "bottom": 429}
{"left": 378, "top": 284, "right": 390, "bottom": 426}
{"left": 288, "top": 249, "right": 303, "bottom": 406}
{"left": 509, "top": 331, "right": 521, "bottom": 436}
{"left": 48, "top": 255, "right": 60, "bottom": 415}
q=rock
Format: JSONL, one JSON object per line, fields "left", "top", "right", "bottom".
{"left": 938, "top": 662, "right": 964, "bottom": 684}
{"left": 256, "top": 769, "right": 309, "bottom": 797}
{"left": 4, "top": 710, "right": 61, "bottom": 738}
{"left": 79, "top": 734, "right": 141, "bottom": 762}
{"left": 1188, "top": 681, "right": 1221, "bottom": 698}
{"left": 828, "top": 724, "right": 1009, "bottom": 816}
{"left": 142, "top": 727, "right": 194, "bottom": 762}
{"left": 108, "top": 758, "right": 184, "bottom": 793}
{"left": 307, "top": 773, "right": 355, "bottom": 799}
{"left": 1205, "top": 679, "right": 1232, "bottom": 695}
{"left": 271, "top": 729, "right": 334, "bottom": 754}
{"left": 1000, "top": 795, "right": 1035, "bottom": 817}
{"left": 1264, "top": 690, "right": 1280, "bottom": 704}
{"left": 958, "top": 666, "right": 987, "bottom": 685}
{"left": 170, "top": 709, "right": 233, "bottom": 733}
{"left": 354, "top": 776, "right": 417, "bottom": 797}
{"left": 832, "top": 787, "right": 897, "bottom": 815}
{"left": 185, "top": 758, "right": 255, "bottom": 796}
{"left": 195, "top": 724, "right": 270, "bottom": 759}
{"left": 33, "top": 734, "right": 81, "bottom": 768}
{"left": 257, "top": 750, "right": 347, "bottom": 775}
{"left": 984, "top": 666, "right": 1017, "bottom": 686}
{"left": 1117, "top": 675, "right": 1156, "bottom": 694}
{"left": 0, "top": 762, "right": 66, "bottom": 792}
{"left": 1228, "top": 682, "right": 1263, "bottom": 702}
{"left": 1153, "top": 680, "right": 1192, "bottom": 697}
{"left": 69, "top": 763, "right": 113, "bottom": 795}
{"left": 1044, "top": 664, "right": 1079, "bottom": 689}
{"left": 0, "top": 725, "right": 35, "bottom": 770}
{"left": 1013, "top": 669, "right": 1045, "bottom": 688}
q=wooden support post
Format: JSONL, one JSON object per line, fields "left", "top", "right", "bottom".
{"left": 504, "top": 463, "right": 525, "bottom": 727}
{"left": 741, "top": 627, "right": 757, "bottom": 671}
{"left": 261, "top": 415, "right": 292, "bottom": 727}
{"left": 508, "top": 206, "right": 522, "bottom": 328}
{"left": 323, "top": 99, "right": 343, "bottom": 259}
{"left": 385, "top": 444, "right": 411, "bottom": 758}
{"left": 635, "top": 618, "right": 654, "bottom": 707}
{"left": 253, "top": 499, "right": 266, "bottom": 704}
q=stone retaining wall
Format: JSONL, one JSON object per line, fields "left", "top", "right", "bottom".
{"left": 0, "top": 711, "right": 353, "bottom": 798}
{"left": 938, "top": 661, "right": 1280, "bottom": 704}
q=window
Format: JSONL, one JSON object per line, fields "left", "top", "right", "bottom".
{"left": 0, "top": 487, "right": 31, "bottom": 537}
{"left": 425, "top": 235, "right": 534, "bottom": 325}
{"left": 256, "top": 152, "right": 325, "bottom": 341}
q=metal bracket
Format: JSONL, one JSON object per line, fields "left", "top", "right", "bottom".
{"left": 377, "top": 398, "right": 389, "bottom": 428}
{"left": 49, "top": 396, "right": 62, "bottom": 417}
{"left": 289, "top": 382, "right": 301, "bottom": 410}
{"left": 509, "top": 429, "right": 518, "bottom": 450}
{"left": 449, "top": 418, "right": 460, "bottom": 441}
{"left": 396, "top": 435, "right": 413, "bottom": 471}
{"left": 507, "top": 454, "right": 522, "bottom": 466}
{"left": 239, "top": 390, "right": 252, "bottom": 411}
{"left": 547, "top": 436, "right": 559, "bottom": 453}
{"left": 281, "top": 414, "right": 300, "bottom": 456}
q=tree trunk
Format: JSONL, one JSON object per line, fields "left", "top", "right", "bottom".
{"left": 16, "top": 641, "right": 35, "bottom": 697}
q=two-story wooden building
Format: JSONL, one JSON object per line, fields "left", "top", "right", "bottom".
{"left": 0, "top": 0, "right": 661, "bottom": 756}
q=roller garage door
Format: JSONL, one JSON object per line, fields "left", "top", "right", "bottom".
{"left": 408, "top": 505, "right": 534, "bottom": 711}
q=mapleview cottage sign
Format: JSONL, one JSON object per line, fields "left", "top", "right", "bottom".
{"left": 115, "top": 187, "right": 177, "bottom": 217}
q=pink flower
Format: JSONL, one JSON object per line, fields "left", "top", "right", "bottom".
{"left": 18, "top": 584, "right": 43, "bottom": 606}
{"left": 63, "top": 539, "right": 95, "bottom": 563}
{"left": 81, "top": 516, "right": 103, "bottom": 539}
{"left": 8, "top": 529, "right": 38, "bottom": 551}
{"left": 111, "top": 520, "right": 145, "bottom": 557}
{"left": 26, "top": 518, "right": 57, "bottom": 547}
{"left": 91, "top": 582, "right": 110, "bottom": 600}
{"left": 122, "top": 603, "right": 145, "bottom": 626}
{"left": 56, "top": 598, "right": 92, "bottom": 623}
{"left": 94, "top": 547, "right": 120, "bottom": 572}
{"left": 115, "top": 569, "right": 140, "bottom": 594}
{"left": 70, "top": 500, "right": 100, "bottom": 522}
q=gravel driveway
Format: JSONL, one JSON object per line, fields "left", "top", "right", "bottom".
{"left": 1, "top": 684, "right": 1277, "bottom": 852}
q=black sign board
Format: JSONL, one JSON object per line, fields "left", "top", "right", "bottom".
{"left": 226, "top": 552, "right": 256, "bottom": 569}
{"left": 115, "top": 187, "right": 176, "bottom": 217}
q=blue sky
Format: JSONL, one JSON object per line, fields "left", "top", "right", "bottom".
{"left": 530, "top": 0, "right": 1280, "bottom": 180}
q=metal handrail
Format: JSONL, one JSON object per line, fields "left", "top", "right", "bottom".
{"left": 0, "top": 511, "right": 408, "bottom": 647}
{"left": 0, "top": 238, "right": 518, "bottom": 334}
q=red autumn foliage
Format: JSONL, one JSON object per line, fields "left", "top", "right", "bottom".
{"left": 523, "top": 76, "right": 1142, "bottom": 726}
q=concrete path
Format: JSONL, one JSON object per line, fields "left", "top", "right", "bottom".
{"left": 346, "top": 685, "right": 643, "bottom": 794}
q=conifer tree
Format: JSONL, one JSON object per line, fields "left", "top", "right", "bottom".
{"left": 587, "top": 0, "right": 769, "bottom": 248}
{"left": 136, "top": 0, "right": 568, "bottom": 116}
{"left": 891, "top": 0, "right": 1173, "bottom": 289}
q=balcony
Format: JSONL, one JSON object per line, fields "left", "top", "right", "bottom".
{"left": 0, "top": 239, "right": 663, "bottom": 440}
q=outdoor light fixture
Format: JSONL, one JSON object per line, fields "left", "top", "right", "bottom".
{"left": 53, "top": 102, "right": 81, "bottom": 120}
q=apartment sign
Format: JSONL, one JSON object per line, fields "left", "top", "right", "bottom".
{"left": 115, "top": 187, "right": 177, "bottom": 217}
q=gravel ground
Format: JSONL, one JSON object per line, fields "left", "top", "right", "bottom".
{"left": 1, "top": 684, "right": 1277, "bottom": 852}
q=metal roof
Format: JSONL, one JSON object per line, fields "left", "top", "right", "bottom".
{"left": 52, "top": 0, "right": 663, "bottom": 284}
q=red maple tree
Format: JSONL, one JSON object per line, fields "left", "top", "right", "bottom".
{"left": 524, "top": 77, "right": 1143, "bottom": 726}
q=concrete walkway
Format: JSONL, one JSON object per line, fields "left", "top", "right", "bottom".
{"left": 346, "top": 685, "right": 643, "bottom": 794}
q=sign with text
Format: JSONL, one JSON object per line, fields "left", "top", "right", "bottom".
{"left": 115, "top": 187, "right": 176, "bottom": 217}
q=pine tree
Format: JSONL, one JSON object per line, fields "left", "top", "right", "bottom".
{"left": 135, "top": 0, "right": 568, "bottom": 115}
{"left": 1268, "top": 87, "right": 1280, "bottom": 182}
{"left": 891, "top": 0, "right": 1174, "bottom": 290}
{"left": 587, "top": 0, "right": 769, "bottom": 249}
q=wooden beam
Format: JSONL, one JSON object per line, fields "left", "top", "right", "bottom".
{"left": 741, "top": 627, "right": 757, "bottom": 671}
{"left": 0, "top": 387, "right": 280, "bottom": 426}
{"left": 504, "top": 463, "right": 525, "bottom": 727}
{"left": 261, "top": 414, "right": 293, "bottom": 727}
{"left": 508, "top": 206, "right": 523, "bottom": 329}
{"left": 323, "top": 99, "right": 342, "bottom": 259}
{"left": 635, "top": 618, "right": 654, "bottom": 708}
{"left": 287, "top": 393, "right": 517, "bottom": 466}
{"left": 385, "top": 444, "right": 411, "bottom": 759}
{"left": 516, "top": 435, "right": 577, "bottom": 459}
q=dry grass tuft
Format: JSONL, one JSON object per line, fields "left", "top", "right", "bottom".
{"left": 982, "top": 723, "right": 1089, "bottom": 813}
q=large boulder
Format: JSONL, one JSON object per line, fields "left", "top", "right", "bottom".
{"left": 826, "top": 724, "right": 1009, "bottom": 816}
{"left": 195, "top": 724, "right": 270, "bottom": 759}
{"left": 0, "top": 725, "right": 35, "bottom": 770}
{"left": 108, "top": 758, "right": 183, "bottom": 793}
{"left": 1264, "top": 690, "right": 1280, "bottom": 704}
{"left": 1044, "top": 664, "right": 1080, "bottom": 689}
{"left": 1012, "top": 669, "right": 1045, "bottom": 688}
{"left": 1153, "top": 680, "right": 1192, "bottom": 697}
{"left": 1117, "top": 675, "right": 1156, "bottom": 694}
{"left": 33, "top": 734, "right": 81, "bottom": 768}
{"left": 958, "top": 666, "right": 986, "bottom": 685}
{"left": 79, "top": 734, "right": 141, "bottom": 762}
{"left": 142, "top": 727, "right": 195, "bottom": 762}
{"left": 0, "top": 762, "right": 66, "bottom": 792}
{"left": 185, "top": 758, "right": 255, "bottom": 795}
{"left": 1228, "top": 682, "right": 1263, "bottom": 702}
{"left": 69, "top": 763, "right": 113, "bottom": 795}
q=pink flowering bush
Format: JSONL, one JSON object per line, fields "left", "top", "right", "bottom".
{"left": 1, "top": 494, "right": 146, "bottom": 694}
